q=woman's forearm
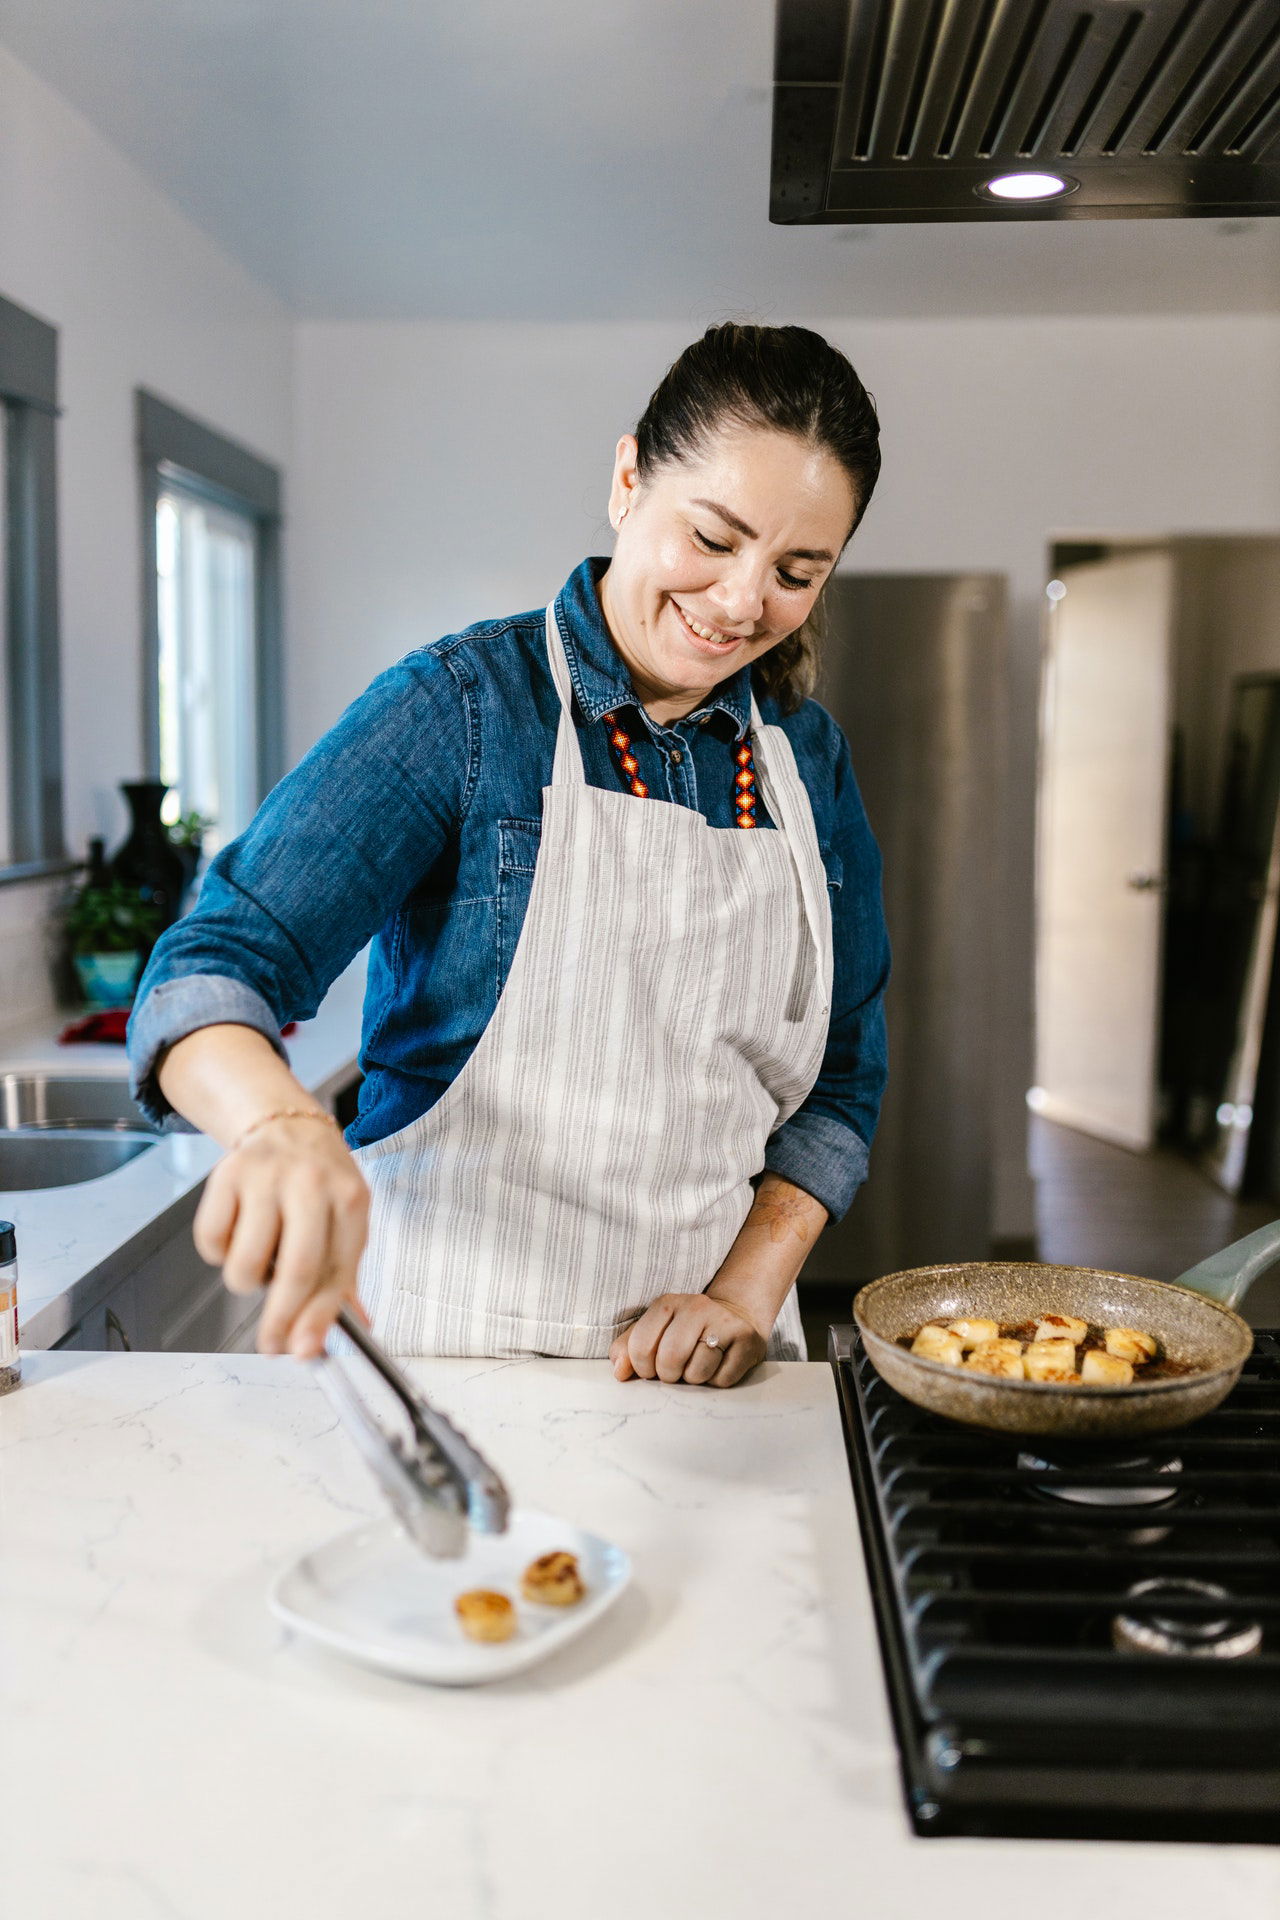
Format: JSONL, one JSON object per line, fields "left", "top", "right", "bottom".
{"left": 707, "top": 1172, "right": 828, "bottom": 1333}
{"left": 156, "top": 1024, "right": 329, "bottom": 1148}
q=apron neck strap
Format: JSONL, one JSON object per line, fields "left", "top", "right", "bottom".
{"left": 545, "top": 602, "right": 587, "bottom": 787}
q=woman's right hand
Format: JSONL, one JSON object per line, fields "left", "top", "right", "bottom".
{"left": 192, "top": 1115, "right": 371, "bottom": 1359}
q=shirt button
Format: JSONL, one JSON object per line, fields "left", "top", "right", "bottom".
{"left": 670, "top": 748, "right": 683, "bottom": 764}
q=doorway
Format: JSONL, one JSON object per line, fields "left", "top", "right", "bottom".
{"left": 1032, "top": 534, "right": 1280, "bottom": 1311}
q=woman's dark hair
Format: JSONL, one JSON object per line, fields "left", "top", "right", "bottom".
{"left": 632, "top": 323, "right": 880, "bottom": 711}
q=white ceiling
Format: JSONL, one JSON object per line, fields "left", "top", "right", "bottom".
{"left": 2, "top": 0, "right": 1279, "bottom": 321}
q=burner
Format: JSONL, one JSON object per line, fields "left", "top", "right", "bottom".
{"left": 1017, "top": 1447, "right": 1182, "bottom": 1545}
{"left": 1017, "top": 1447, "right": 1183, "bottom": 1508}
{"left": 1112, "top": 1577, "right": 1263, "bottom": 1660}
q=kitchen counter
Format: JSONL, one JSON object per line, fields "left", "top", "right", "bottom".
{"left": 1, "top": 956, "right": 365, "bottom": 1347}
{"left": 5, "top": 1351, "right": 1278, "bottom": 1920}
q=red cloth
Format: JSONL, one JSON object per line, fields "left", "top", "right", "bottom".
{"left": 58, "top": 1013, "right": 299, "bottom": 1046}
{"left": 58, "top": 1009, "right": 130, "bottom": 1044}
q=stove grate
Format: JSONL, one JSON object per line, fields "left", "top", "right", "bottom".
{"left": 830, "top": 1324, "right": 1280, "bottom": 1842}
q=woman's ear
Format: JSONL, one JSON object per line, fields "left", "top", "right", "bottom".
{"left": 608, "top": 435, "right": 640, "bottom": 530}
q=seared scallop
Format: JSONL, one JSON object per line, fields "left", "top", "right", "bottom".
{"left": 1081, "top": 1349, "right": 1135, "bottom": 1386}
{"left": 1024, "top": 1339, "right": 1081, "bottom": 1381}
{"left": 455, "top": 1590, "right": 517, "bottom": 1643}
{"left": 1034, "top": 1313, "right": 1089, "bottom": 1345}
{"left": 946, "top": 1317, "right": 999, "bottom": 1351}
{"left": 964, "top": 1341, "right": 1025, "bottom": 1379}
{"left": 911, "top": 1325, "right": 965, "bottom": 1366}
{"left": 1104, "top": 1327, "right": 1158, "bottom": 1364}
{"left": 521, "top": 1550, "right": 586, "bottom": 1607}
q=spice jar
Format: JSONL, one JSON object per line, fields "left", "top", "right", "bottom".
{"left": 0, "top": 1221, "right": 19, "bottom": 1393}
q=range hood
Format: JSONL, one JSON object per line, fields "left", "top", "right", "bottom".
{"left": 771, "top": 0, "right": 1280, "bottom": 222}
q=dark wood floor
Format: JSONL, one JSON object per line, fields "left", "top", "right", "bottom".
{"left": 799, "top": 1114, "right": 1280, "bottom": 1354}
{"left": 1029, "top": 1115, "right": 1280, "bottom": 1327}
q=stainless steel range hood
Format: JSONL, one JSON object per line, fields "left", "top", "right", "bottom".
{"left": 771, "top": 0, "right": 1280, "bottom": 223}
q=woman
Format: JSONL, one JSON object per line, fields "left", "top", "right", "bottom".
{"left": 128, "top": 323, "right": 890, "bottom": 1386}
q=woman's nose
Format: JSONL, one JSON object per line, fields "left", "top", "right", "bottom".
{"left": 708, "top": 563, "right": 766, "bottom": 628}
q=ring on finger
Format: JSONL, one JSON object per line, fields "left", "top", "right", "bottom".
{"left": 702, "top": 1334, "right": 720, "bottom": 1350}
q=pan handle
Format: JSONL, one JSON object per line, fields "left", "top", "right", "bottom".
{"left": 1171, "top": 1219, "right": 1280, "bottom": 1310}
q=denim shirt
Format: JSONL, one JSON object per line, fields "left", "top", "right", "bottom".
{"left": 128, "top": 558, "right": 890, "bottom": 1221}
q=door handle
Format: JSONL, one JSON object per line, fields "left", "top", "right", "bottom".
{"left": 104, "top": 1307, "right": 133, "bottom": 1351}
{"left": 1126, "top": 873, "right": 1165, "bottom": 892}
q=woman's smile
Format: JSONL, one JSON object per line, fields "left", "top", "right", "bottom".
{"left": 670, "top": 597, "right": 753, "bottom": 659}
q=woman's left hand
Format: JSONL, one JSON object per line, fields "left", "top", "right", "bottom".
{"left": 610, "top": 1293, "right": 767, "bottom": 1388}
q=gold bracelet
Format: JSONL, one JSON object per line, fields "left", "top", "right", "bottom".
{"left": 230, "top": 1107, "right": 339, "bottom": 1154}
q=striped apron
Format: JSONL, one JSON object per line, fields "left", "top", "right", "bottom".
{"left": 355, "top": 600, "right": 834, "bottom": 1360}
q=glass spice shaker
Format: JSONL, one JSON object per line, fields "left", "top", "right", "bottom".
{"left": 0, "top": 1221, "right": 19, "bottom": 1393}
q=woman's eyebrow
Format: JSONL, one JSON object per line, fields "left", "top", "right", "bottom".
{"left": 689, "top": 498, "right": 834, "bottom": 565}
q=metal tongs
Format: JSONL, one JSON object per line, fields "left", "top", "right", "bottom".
{"left": 313, "top": 1306, "right": 510, "bottom": 1558}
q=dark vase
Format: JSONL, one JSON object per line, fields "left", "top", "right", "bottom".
{"left": 111, "top": 781, "right": 187, "bottom": 934}
{"left": 172, "top": 835, "right": 203, "bottom": 900}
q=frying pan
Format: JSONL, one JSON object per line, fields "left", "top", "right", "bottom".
{"left": 852, "top": 1219, "right": 1280, "bottom": 1438}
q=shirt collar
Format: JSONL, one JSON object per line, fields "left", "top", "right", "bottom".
{"left": 553, "top": 557, "right": 753, "bottom": 741}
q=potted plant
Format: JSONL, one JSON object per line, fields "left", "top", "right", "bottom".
{"left": 166, "top": 809, "right": 214, "bottom": 905}
{"left": 64, "top": 882, "right": 163, "bottom": 1010}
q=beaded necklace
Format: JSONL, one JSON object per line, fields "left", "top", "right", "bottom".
{"left": 601, "top": 711, "right": 759, "bottom": 829}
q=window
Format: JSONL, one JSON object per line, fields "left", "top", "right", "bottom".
{"left": 137, "top": 391, "right": 282, "bottom": 859}
{"left": 0, "top": 396, "right": 10, "bottom": 863}
{"left": 156, "top": 486, "right": 259, "bottom": 855}
{"left": 0, "top": 291, "right": 65, "bottom": 879}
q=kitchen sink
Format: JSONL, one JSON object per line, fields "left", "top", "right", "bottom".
{"left": 0, "top": 1130, "right": 157, "bottom": 1190}
{"left": 0, "top": 1073, "right": 161, "bottom": 1190}
{"left": 0, "top": 1073, "right": 157, "bottom": 1131}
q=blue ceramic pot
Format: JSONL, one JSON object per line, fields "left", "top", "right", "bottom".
{"left": 74, "top": 952, "right": 142, "bottom": 1010}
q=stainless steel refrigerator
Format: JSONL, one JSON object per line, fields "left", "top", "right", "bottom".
{"left": 801, "top": 572, "right": 1008, "bottom": 1284}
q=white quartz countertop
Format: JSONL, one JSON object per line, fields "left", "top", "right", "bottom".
{"left": 1, "top": 957, "right": 365, "bottom": 1344}
{"left": 5, "top": 1351, "right": 1278, "bottom": 1920}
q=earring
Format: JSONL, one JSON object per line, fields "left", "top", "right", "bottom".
{"left": 615, "top": 499, "right": 630, "bottom": 528}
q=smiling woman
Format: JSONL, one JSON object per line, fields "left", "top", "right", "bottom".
{"left": 126, "top": 323, "right": 891, "bottom": 1385}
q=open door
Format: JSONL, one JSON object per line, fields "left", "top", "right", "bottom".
{"left": 1035, "top": 550, "right": 1173, "bottom": 1151}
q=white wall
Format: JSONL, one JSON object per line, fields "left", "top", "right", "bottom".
{"left": 290, "top": 314, "right": 1280, "bottom": 1237}
{"left": 0, "top": 45, "right": 292, "bottom": 1021}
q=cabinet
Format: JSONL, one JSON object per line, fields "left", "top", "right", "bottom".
{"left": 53, "top": 1280, "right": 139, "bottom": 1352}
{"left": 52, "top": 1196, "right": 263, "bottom": 1354}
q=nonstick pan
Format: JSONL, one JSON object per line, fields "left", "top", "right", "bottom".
{"left": 852, "top": 1220, "right": 1280, "bottom": 1439}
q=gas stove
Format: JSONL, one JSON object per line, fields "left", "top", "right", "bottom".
{"left": 829, "top": 1324, "right": 1280, "bottom": 1843}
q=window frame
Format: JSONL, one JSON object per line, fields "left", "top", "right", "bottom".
{"left": 0, "top": 291, "right": 69, "bottom": 885}
{"left": 136, "top": 390, "right": 284, "bottom": 813}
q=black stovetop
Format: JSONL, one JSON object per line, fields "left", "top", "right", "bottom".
{"left": 829, "top": 1324, "right": 1280, "bottom": 1843}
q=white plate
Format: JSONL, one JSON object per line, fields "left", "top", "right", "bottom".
{"left": 270, "top": 1508, "right": 631, "bottom": 1685}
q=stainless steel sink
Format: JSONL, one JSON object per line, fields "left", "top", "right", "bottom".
{"left": 0, "top": 1130, "right": 157, "bottom": 1189}
{"left": 0, "top": 1073, "right": 161, "bottom": 1190}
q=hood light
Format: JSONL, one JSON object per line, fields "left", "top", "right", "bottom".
{"left": 981, "top": 171, "right": 1076, "bottom": 202}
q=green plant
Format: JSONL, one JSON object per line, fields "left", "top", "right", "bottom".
{"left": 166, "top": 809, "right": 213, "bottom": 851}
{"left": 64, "top": 882, "right": 163, "bottom": 956}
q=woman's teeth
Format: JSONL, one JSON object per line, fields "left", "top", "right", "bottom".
{"left": 676, "top": 604, "right": 739, "bottom": 648}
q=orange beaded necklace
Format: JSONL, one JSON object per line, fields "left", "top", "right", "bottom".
{"left": 601, "top": 712, "right": 758, "bottom": 828}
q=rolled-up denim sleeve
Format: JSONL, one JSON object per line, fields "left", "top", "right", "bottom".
{"left": 128, "top": 974, "right": 286, "bottom": 1129}
{"left": 764, "top": 725, "right": 890, "bottom": 1222}
{"left": 127, "top": 643, "right": 471, "bottom": 1126}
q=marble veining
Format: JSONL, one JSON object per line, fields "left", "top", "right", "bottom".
{"left": 5, "top": 1351, "right": 1279, "bottom": 1920}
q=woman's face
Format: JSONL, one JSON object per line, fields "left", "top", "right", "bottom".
{"left": 599, "top": 424, "right": 857, "bottom": 721}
